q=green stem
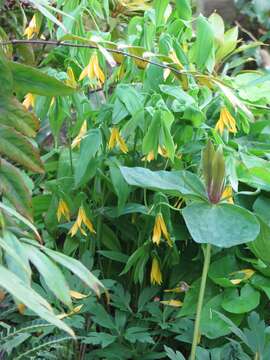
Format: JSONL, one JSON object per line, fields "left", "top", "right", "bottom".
{"left": 190, "top": 243, "right": 212, "bottom": 360}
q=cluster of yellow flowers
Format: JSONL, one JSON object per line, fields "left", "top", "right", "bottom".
{"left": 57, "top": 200, "right": 95, "bottom": 237}
{"left": 215, "top": 107, "right": 237, "bottom": 135}
{"left": 108, "top": 127, "right": 128, "bottom": 153}
{"left": 24, "top": 15, "right": 40, "bottom": 39}
{"left": 79, "top": 53, "right": 105, "bottom": 87}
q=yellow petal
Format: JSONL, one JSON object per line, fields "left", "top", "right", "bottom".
{"left": 150, "top": 257, "right": 162, "bottom": 285}
{"left": 71, "top": 120, "right": 87, "bottom": 149}
{"left": 69, "top": 222, "right": 80, "bottom": 237}
{"left": 66, "top": 67, "right": 77, "bottom": 88}
{"left": 160, "top": 299, "right": 183, "bottom": 307}
{"left": 17, "top": 303, "right": 26, "bottom": 314}
{"left": 222, "top": 186, "right": 234, "bottom": 204}
{"left": 117, "top": 134, "right": 128, "bottom": 153}
{"left": 69, "top": 290, "right": 88, "bottom": 299}
{"left": 229, "top": 268, "right": 255, "bottom": 285}
{"left": 79, "top": 64, "right": 90, "bottom": 81}
{"left": 57, "top": 199, "right": 70, "bottom": 222}
{"left": 108, "top": 128, "right": 118, "bottom": 150}
{"left": 158, "top": 213, "right": 172, "bottom": 246}
{"left": 57, "top": 305, "right": 83, "bottom": 319}
{"left": 22, "top": 93, "right": 35, "bottom": 109}
{"left": 152, "top": 215, "right": 162, "bottom": 245}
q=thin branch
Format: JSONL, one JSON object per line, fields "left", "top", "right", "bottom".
{"left": 0, "top": 38, "right": 201, "bottom": 77}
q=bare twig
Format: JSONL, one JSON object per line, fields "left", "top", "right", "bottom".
{"left": 0, "top": 38, "right": 200, "bottom": 77}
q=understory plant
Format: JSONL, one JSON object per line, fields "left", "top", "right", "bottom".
{"left": 1, "top": 0, "right": 270, "bottom": 358}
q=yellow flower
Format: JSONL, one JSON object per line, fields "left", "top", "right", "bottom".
{"left": 24, "top": 15, "right": 39, "bottom": 39}
{"left": 222, "top": 186, "right": 234, "bottom": 204}
{"left": 69, "top": 206, "right": 96, "bottom": 237}
{"left": 66, "top": 67, "right": 77, "bottom": 88}
{"left": 160, "top": 299, "right": 183, "bottom": 307}
{"left": 152, "top": 213, "right": 172, "bottom": 246}
{"left": 22, "top": 93, "right": 35, "bottom": 109}
{"left": 229, "top": 268, "right": 255, "bottom": 285}
{"left": 215, "top": 107, "right": 237, "bottom": 135}
{"left": 142, "top": 146, "right": 169, "bottom": 162}
{"left": 142, "top": 150, "right": 155, "bottom": 162}
{"left": 79, "top": 53, "right": 105, "bottom": 85}
{"left": 108, "top": 127, "right": 128, "bottom": 153}
{"left": 57, "top": 199, "right": 70, "bottom": 222}
{"left": 71, "top": 121, "right": 87, "bottom": 149}
{"left": 150, "top": 257, "right": 162, "bottom": 285}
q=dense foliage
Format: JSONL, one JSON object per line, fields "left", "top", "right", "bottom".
{"left": 1, "top": 0, "right": 270, "bottom": 359}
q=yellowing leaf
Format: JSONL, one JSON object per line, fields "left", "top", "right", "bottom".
{"left": 160, "top": 299, "right": 183, "bottom": 307}
{"left": 69, "top": 290, "right": 88, "bottom": 299}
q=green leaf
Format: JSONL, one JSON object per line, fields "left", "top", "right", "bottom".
{"left": 200, "top": 294, "right": 243, "bottom": 339}
{"left": 120, "top": 166, "right": 206, "bottom": 199}
{"left": 248, "top": 219, "right": 270, "bottom": 265}
{"left": 208, "top": 256, "right": 239, "bottom": 288}
{"left": 0, "top": 265, "right": 74, "bottom": 336}
{"left": 41, "top": 246, "right": 104, "bottom": 296}
{"left": 0, "top": 48, "right": 13, "bottom": 95}
{"left": 0, "top": 96, "right": 39, "bottom": 138}
{"left": 0, "top": 159, "right": 32, "bottom": 219}
{"left": 23, "top": 244, "right": 72, "bottom": 308}
{"left": 124, "top": 327, "right": 154, "bottom": 344}
{"left": 216, "top": 26, "right": 238, "bottom": 64}
{"left": 9, "top": 61, "right": 76, "bottom": 96}
{"left": 0, "top": 124, "right": 44, "bottom": 173}
{"left": 98, "top": 250, "right": 129, "bottom": 263}
{"left": 175, "top": 0, "right": 192, "bottom": 20}
{"left": 83, "top": 332, "right": 117, "bottom": 348}
{"left": 88, "top": 303, "right": 115, "bottom": 329}
{"left": 74, "top": 129, "right": 102, "bottom": 188}
{"left": 222, "top": 284, "right": 260, "bottom": 314}
{"left": 109, "top": 161, "right": 130, "bottom": 208}
{"left": 142, "top": 110, "right": 161, "bottom": 158}
{"left": 191, "top": 15, "right": 214, "bottom": 71}
{"left": 154, "top": 0, "right": 169, "bottom": 26}
{"left": 182, "top": 202, "right": 260, "bottom": 247}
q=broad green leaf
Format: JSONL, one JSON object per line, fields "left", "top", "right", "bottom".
{"left": 0, "top": 124, "right": 44, "bottom": 173}
{"left": 42, "top": 246, "right": 104, "bottom": 296}
{"left": 216, "top": 26, "right": 238, "bottom": 64}
{"left": 222, "top": 284, "right": 260, "bottom": 314}
{"left": 191, "top": 15, "right": 214, "bottom": 71}
{"left": 109, "top": 161, "right": 130, "bottom": 208}
{"left": 0, "top": 159, "right": 32, "bottom": 219}
{"left": 208, "top": 13, "right": 224, "bottom": 45}
{"left": 200, "top": 294, "right": 243, "bottom": 339}
{"left": 0, "top": 203, "right": 40, "bottom": 240}
{"left": 208, "top": 256, "right": 239, "bottom": 288}
{"left": 9, "top": 61, "right": 76, "bottom": 96}
{"left": 250, "top": 274, "right": 270, "bottom": 300}
{"left": 83, "top": 332, "right": 117, "bottom": 348}
{"left": 0, "top": 96, "right": 39, "bottom": 138}
{"left": 142, "top": 110, "right": 161, "bottom": 158}
{"left": 74, "top": 129, "right": 102, "bottom": 188}
{"left": 115, "top": 85, "right": 143, "bottom": 116}
{"left": 23, "top": 244, "right": 72, "bottom": 308}
{"left": 248, "top": 219, "right": 270, "bottom": 265}
{"left": 120, "top": 166, "right": 207, "bottom": 199}
{"left": 182, "top": 202, "right": 260, "bottom": 247}
{"left": 175, "top": 0, "right": 192, "bottom": 20}
{"left": 124, "top": 327, "right": 154, "bottom": 344}
{"left": 0, "top": 265, "right": 74, "bottom": 336}
{"left": 98, "top": 250, "right": 129, "bottom": 263}
{"left": 0, "top": 48, "right": 13, "bottom": 95}
{"left": 4, "top": 231, "right": 31, "bottom": 285}
{"left": 154, "top": 0, "right": 169, "bottom": 26}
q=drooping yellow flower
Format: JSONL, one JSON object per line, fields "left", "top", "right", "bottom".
{"left": 69, "top": 206, "right": 96, "bottom": 237}
{"left": 222, "top": 186, "right": 234, "bottom": 204}
{"left": 79, "top": 53, "right": 105, "bottom": 85}
{"left": 142, "top": 146, "right": 169, "bottom": 162}
{"left": 152, "top": 213, "right": 172, "bottom": 246}
{"left": 71, "top": 121, "right": 87, "bottom": 149}
{"left": 229, "top": 268, "right": 255, "bottom": 285}
{"left": 66, "top": 67, "right": 77, "bottom": 88}
{"left": 150, "top": 257, "right": 162, "bottom": 285}
{"left": 108, "top": 127, "right": 128, "bottom": 153}
{"left": 22, "top": 93, "right": 35, "bottom": 109}
{"left": 24, "top": 15, "right": 39, "bottom": 39}
{"left": 57, "top": 199, "right": 70, "bottom": 222}
{"left": 160, "top": 299, "right": 183, "bottom": 307}
{"left": 215, "top": 107, "right": 237, "bottom": 135}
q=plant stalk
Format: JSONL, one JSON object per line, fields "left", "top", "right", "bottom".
{"left": 190, "top": 243, "right": 212, "bottom": 360}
